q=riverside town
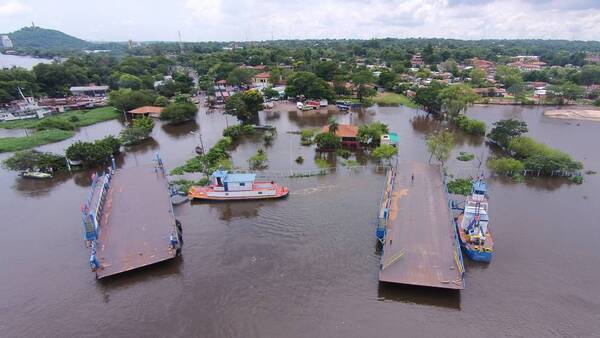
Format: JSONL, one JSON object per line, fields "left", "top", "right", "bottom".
{"left": 1, "top": 1, "right": 600, "bottom": 337}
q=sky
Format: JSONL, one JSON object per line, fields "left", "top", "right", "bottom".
{"left": 0, "top": 0, "right": 599, "bottom": 42}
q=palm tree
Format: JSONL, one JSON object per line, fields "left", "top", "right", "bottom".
{"left": 328, "top": 118, "right": 339, "bottom": 135}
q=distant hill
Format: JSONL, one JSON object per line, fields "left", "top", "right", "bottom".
{"left": 6, "top": 26, "right": 92, "bottom": 50}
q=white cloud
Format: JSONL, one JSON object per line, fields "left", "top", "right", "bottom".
{"left": 1, "top": 0, "right": 600, "bottom": 41}
{"left": 0, "top": 1, "right": 28, "bottom": 17}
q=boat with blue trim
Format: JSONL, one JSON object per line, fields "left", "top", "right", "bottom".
{"left": 455, "top": 179, "right": 493, "bottom": 262}
{"left": 188, "top": 170, "right": 289, "bottom": 201}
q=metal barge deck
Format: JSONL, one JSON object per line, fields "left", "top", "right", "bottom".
{"left": 82, "top": 157, "right": 181, "bottom": 279}
{"left": 376, "top": 162, "right": 464, "bottom": 289}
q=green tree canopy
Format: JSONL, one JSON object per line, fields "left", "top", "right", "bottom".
{"left": 426, "top": 131, "right": 455, "bottom": 165}
{"left": 439, "top": 84, "right": 478, "bottom": 118}
{"left": 487, "top": 119, "right": 528, "bottom": 148}
{"left": 225, "top": 90, "right": 264, "bottom": 123}
{"left": 285, "top": 71, "right": 335, "bottom": 100}
{"left": 160, "top": 102, "right": 198, "bottom": 124}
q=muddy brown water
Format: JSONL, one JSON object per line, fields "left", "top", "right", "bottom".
{"left": 1, "top": 103, "right": 599, "bottom": 337}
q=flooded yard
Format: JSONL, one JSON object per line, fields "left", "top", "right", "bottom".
{"left": 1, "top": 103, "right": 599, "bottom": 337}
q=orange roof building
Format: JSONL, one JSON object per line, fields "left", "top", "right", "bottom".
{"left": 322, "top": 124, "right": 360, "bottom": 147}
{"left": 128, "top": 106, "right": 164, "bottom": 118}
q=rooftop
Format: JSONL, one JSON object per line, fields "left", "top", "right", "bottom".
{"left": 128, "top": 106, "right": 164, "bottom": 115}
{"left": 322, "top": 124, "right": 358, "bottom": 138}
{"left": 254, "top": 72, "right": 271, "bottom": 79}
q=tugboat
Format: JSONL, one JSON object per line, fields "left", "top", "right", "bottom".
{"left": 455, "top": 179, "right": 493, "bottom": 262}
{"left": 188, "top": 170, "right": 289, "bottom": 201}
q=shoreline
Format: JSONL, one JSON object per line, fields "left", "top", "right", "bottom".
{"left": 543, "top": 108, "right": 600, "bottom": 122}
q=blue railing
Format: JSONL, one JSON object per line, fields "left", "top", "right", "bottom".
{"left": 441, "top": 169, "right": 465, "bottom": 284}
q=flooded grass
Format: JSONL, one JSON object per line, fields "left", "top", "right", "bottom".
{"left": 0, "top": 129, "right": 75, "bottom": 152}
{"left": 372, "top": 92, "right": 417, "bottom": 107}
{"left": 0, "top": 106, "right": 121, "bottom": 129}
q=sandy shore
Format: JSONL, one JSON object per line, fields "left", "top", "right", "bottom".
{"left": 544, "top": 108, "right": 600, "bottom": 121}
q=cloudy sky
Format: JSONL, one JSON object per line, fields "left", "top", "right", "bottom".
{"left": 0, "top": 0, "right": 599, "bottom": 42}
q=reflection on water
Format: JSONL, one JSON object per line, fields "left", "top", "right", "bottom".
{"left": 97, "top": 257, "right": 183, "bottom": 291}
{"left": 2, "top": 102, "right": 600, "bottom": 336}
{"left": 161, "top": 120, "right": 199, "bottom": 138}
{"left": 125, "top": 137, "right": 160, "bottom": 153}
{"left": 377, "top": 283, "right": 461, "bottom": 310}
{"left": 13, "top": 172, "right": 71, "bottom": 197}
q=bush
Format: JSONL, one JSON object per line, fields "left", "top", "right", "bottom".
{"left": 132, "top": 117, "right": 155, "bottom": 134}
{"left": 455, "top": 115, "right": 486, "bottom": 136}
{"left": 508, "top": 136, "right": 583, "bottom": 174}
{"left": 248, "top": 149, "right": 268, "bottom": 169}
{"left": 357, "top": 122, "right": 389, "bottom": 146}
{"left": 223, "top": 125, "right": 256, "bottom": 140}
{"left": 2, "top": 150, "right": 66, "bottom": 172}
{"left": 336, "top": 149, "right": 352, "bottom": 159}
{"left": 65, "top": 136, "right": 121, "bottom": 167}
{"left": 300, "top": 128, "right": 317, "bottom": 146}
{"left": 295, "top": 156, "right": 304, "bottom": 164}
{"left": 488, "top": 157, "right": 525, "bottom": 175}
{"left": 372, "top": 144, "right": 397, "bottom": 160}
{"left": 120, "top": 127, "right": 150, "bottom": 146}
{"left": 36, "top": 118, "right": 75, "bottom": 131}
{"left": 447, "top": 178, "right": 472, "bottom": 195}
{"left": 456, "top": 152, "right": 475, "bottom": 161}
{"left": 160, "top": 102, "right": 198, "bottom": 124}
{"left": 314, "top": 132, "right": 341, "bottom": 150}
{"left": 68, "top": 115, "right": 80, "bottom": 123}
{"left": 171, "top": 137, "right": 233, "bottom": 175}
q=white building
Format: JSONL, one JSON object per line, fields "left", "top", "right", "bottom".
{"left": 1, "top": 35, "right": 13, "bottom": 48}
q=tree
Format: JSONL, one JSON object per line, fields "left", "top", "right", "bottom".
{"left": 426, "top": 131, "right": 455, "bottom": 165}
{"left": 262, "top": 87, "right": 279, "bottom": 99}
{"left": 372, "top": 144, "right": 397, "bottom": 161}
{"left": 352, "top": 69, "right": 375, "bottom": 102}
{"left": 2, "top": 150, "right": 66, "bottom": 172}
{"left": 160, "top": 102, "right": 198, "bottom": 124}
{"left": 65, "top": 136, "right": 121, "bottom": 167}
{"left": 357, "top": 122, "right": 389, "bottom": 146}
{"left": 285, "top": 71, "right": 335, "bottom": 100}
{"left": 314, "top": 132, "right": 341, "bottom": 150}
{"left": 440, "top": 59, "right": 459, "bottom": 75}
{"left": 109, "top": 88, "right": 156, "bottom": 112}
{"left": 225, "top": 90, "right": 264, "bottom": 123}
{"left": 118, "top": 74, "right": 143, "bottom": 90}
{"left": 315, "top": 61, "right": 338, "bottom": 81}
{"left": 327, "top": 118, "right": 339, "bottom": 135}
{"left": 439, "top": 84, "right": 478, "bottom": 118}
{"left": 227, "top": 67, "right": 254, "bottom": 86}
{"left": 413, "top": 81, "right": 445, "bottom": 115}
{"left": 248, "top": 149, "right": 268, "bottom": 169}
{"left": 377, "top": 70, "right": 397, "bottom": 90}
{"left": 154, "top": 95, "right": 169, "bottom": 107}
{"left": 547, "top": 82, "right": 584, "bottom": 104}
{"left": 487, "top": 119, "right": 528, "bottom": 148}
{"left": 469, "top": 68, "right": 486, "bottom": 87}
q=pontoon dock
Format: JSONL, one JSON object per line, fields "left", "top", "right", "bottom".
{"left": 82, "top": 159, "right": 182, "bottom": 279}
{"left": 376, "top": 162, "right": 464, "bottom": 289}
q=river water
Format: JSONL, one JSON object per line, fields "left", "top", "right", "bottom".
{"left": 0, "top": 53, "right": 53, "bottom": 70}
{"left": 1, "top": 103, "right": 599, "bottom": 337}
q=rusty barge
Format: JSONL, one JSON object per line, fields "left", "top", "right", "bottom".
{"left": 376, "top": 162, "right": 464, "bottom": 289}
{"left": 81, "top": 155, "right": 182, "bottom": 279}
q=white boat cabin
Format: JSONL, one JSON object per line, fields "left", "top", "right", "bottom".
{"left": 211, "top": 170, "right": 256, "bottom": 192}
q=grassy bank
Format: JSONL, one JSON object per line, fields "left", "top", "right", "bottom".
{"left": 0, "top": 129, "right": 75, "bottom": 152}
{"left": 0, "top": 107, "right": 121, "bottom": 129}
{"left": 372, "top": 92, "right": 417, "bottom": 108}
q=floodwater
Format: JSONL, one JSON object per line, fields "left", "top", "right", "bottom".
{"left": 0, "top": 53, "right": 53, "bottom": 70}
{"left": 1, "top": 103, "right": 599, "bottom": 337}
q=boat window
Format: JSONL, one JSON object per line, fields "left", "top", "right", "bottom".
{"left": 240, "top": 182, "right": 245, "bottom": 186}
{"left": 258, "top": 192, "right": 262, "bottom": 194}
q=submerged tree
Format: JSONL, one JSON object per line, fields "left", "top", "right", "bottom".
{"left": 225, "top": 90, "right": 264, "bottom": 123}
{"left": 487, "top": 119, "right": 528, "bottom": 149}
{"left": 426, "top": 131, "right": 455, "bottom": 166}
